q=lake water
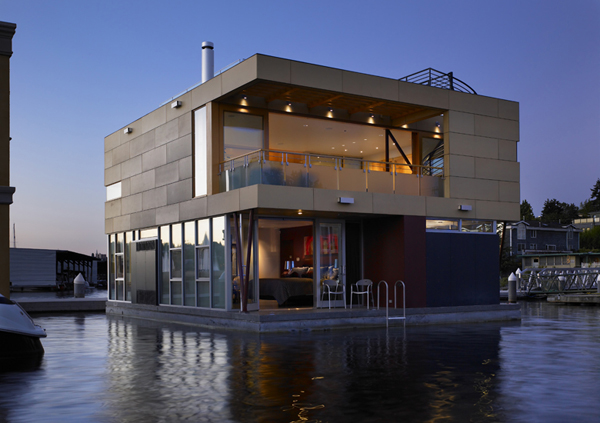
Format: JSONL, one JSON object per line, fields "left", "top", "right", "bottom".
{"left": 1, "top": 301, "right": 599, "bottom": 422}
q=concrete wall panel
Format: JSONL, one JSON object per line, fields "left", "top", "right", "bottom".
{"left": 142, "top": 186, "right": 167, "bottom": 210}
{"left": 113, "top": 214, "right": 131, "bottom": 233}
{"left": 475, "top": 200, "right": 520, "bottom": 221}
{"left": 105, "top": 165, "right": 121, "bottom": 186}
{"left": 256, "top": 185, "right": 314, "bottom": 211}
{"left": 179, "top": 197, "right": 208, "bottom": 221}
{"left": 155, "top": 119, "right": 178, "bottom": 147}
{"left": 130, "top": 131, "right": 155, "bottom": 157}
{"left": 447, "top": 111, "right": 475, "bottom": 135}
{"left": 221, "top": 56, "right": 258, "bottom": 94}
{"left": 121, "top": 193, "right": 143, "bottom": 215}
{"left": 141, "top": 107, "right": 166, "bottom": 134}
{"left": 342, "top": 71, "right": 399, "bottom": 101}
{"left": 191, "top": 76, "right": 222, "bottom": 109}
{"left": 499, "top": 181, "right": 520, "bottom": 203}
{"left": 498, "top": 99, "right": 519, "bottom": 121}
{"left": 112, "top": 143, "right": 130, "bottom": 166}
{"left": 449, "top": 177, "right": 499, "bottom": 201}
{"left": 130, "top": 209, "right": 156, "bottom": 230}
{"left": 121, "top": 155, "right": 142, "bottom": 179}
{"left": 426, "top": 197, "right": 476, "bottom": 219}
{"left": 447, "top": 154, "right": 475, "bottom": 178}
{"left": 179, "top": 156, "right": 192, "bottom": 180}
{"left": 105, "top": 151, "right": 113, "bottom": 169}
{"left": 130, "top": 169, "right": 155, "bottom": 194}
{"left": 313, "top": 189, "right": 373, "bottom": 214}
{"left": 156, "top": 204, "right": 179, "bottom": 226}
{"left": 178, "top": 112, "right": 192, "bottom": 137}
{"left": 498, "top": 139, "right": 517, "bottom": 161}
{"left": 449, "top": 91, "right": 498, "bottom": 117}
{"left": 398, "top": 81, "right": 449, "bottom": 109}
{"left": 475, "top": 158, "right": 520, "bottom": 182}
{"left": 142, "top": 145, "right": 166, "bottom": 172}
{"left": 372, "top": 193, "right": 426, "bottom": 216}
{"left": 166, "top": 134, "right": 192, "bottom": 163}
{"left": 155, "top": 161, "right": 179, "bottom": 187}
{"left": 105, "top": 132, "right": 120, "bottom": 153}
{"left": 256, "top": 54, "right": 291, "bottom": 83}
{"left": 167, "top": 179, "right": 192, "bottom": 205}
{"left": 291, "top": 61, "right": 343, "bottom": 92}
{"left": 474, "top": 115, "right": 519, "bottom": 141}
{"left": 165, "top": 92, "right": 191, "bottom": 122}
{"left": 207, "top": 190, "right": 240, "bottom": 216}
{"left": 105, "top": 199, "right": 121, "bottom": 219}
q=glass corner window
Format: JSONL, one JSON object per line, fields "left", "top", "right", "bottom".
{"left": 107, "top": 182, "right": 122, "bottom": 201}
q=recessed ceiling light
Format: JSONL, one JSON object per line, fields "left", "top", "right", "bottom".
{"left": 360, "top": 150, "right": 363, "bottom": 153}
{"left": 376, "top": 147, "right": 379, "bottom": 150}
{"left": 332, "top": 147, "right": 335, "bottom": 149}
{"left": 342, "top": 144, "right": 345, "bottom": 146}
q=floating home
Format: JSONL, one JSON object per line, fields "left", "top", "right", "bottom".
{"left": 105, "top": 45, "right": 521, "bottom": 330}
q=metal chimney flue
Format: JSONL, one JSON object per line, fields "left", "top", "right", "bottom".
{"left": 201, "top": 41, "right": 214, "bottom": 83}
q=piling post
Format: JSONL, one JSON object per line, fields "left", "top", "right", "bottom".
{"left": 508, "top": 272, "right": 517, "bottom": 303}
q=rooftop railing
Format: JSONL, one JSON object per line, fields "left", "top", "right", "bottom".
{"left": 218, "top": 150, "right": 444, "bottom": 197}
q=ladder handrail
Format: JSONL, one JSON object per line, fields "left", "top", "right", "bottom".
{"left": 376, "top": 280, "right": 406, "bottom": 327}
{"left": 394, "top": 280, "right": 406, "bottom": 322}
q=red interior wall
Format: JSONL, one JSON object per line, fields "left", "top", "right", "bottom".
{"left": 280, "top": 225, "right": 313, "bottom": 270}
{"left": 363, "top": 215, "right": 426, "bottom": 307}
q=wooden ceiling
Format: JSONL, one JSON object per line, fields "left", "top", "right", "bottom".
{"left": 236, "top": 81, "right": 440, "bottom": 122}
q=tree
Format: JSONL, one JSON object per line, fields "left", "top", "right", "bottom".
{"left": 590, "top": 178, "right": 600, "bottom": 212}
{"left": 540, "top": 199, "right": 579, "bottom": 224}
{"left": 580, "top": 226, "right": 600, "bottom": 251}
{"left": 520, "top": 200, "right": 535, "bottom": 221}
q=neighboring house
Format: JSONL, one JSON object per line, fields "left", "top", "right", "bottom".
{"left": 573, "top": 211, "right": 600, "bottom": 231}
{"left": 9, "top": 248, "right": 100, "bottom": 290}
{"left": 104, "top": 47, "right": 520, "bottom": 328}
{"left": 520, "top": 252, "right": 600, "bottom": 270}
{"left": 506, "top": 220, "right": 581, "bottom": 257}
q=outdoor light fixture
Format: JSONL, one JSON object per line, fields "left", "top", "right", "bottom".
{"left": 458, "top": 204, "right": 472, "bottom": 211}
{"left": 338, "top": 197, "right": 354, "bottom": 204}
{"left": 123, "top": 127, "right": 132, "bottom": 134}
{"left": 298, "top": 209, "right": 303, "bottom": 215}
{"left": 171, "top": 101, "right": 182, "bottom": 109}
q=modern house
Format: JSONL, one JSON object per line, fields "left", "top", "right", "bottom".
{"left": 505, "top": 220, "right": 581, "bottom": 257}
{"left": 104, "top": 46, "right": 521, "bottom": 330}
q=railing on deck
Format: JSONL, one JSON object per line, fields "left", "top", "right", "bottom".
{"left": 218, "top": 149, "right": 444, "bottom": 197}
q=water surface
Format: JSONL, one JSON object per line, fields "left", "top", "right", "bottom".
{"left": 1, "top": 302, "right": 599, "bottom": 422}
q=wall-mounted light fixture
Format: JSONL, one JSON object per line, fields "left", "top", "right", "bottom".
{"left": 123, "top": 127, "right": 132, "bottom": 134}
{"left": 171, "top": 101, "right": 182, "bottom": 109}
{"left": 338, "top": 197, "right": 354, "bottom": 204}
{"left": 458, "top": 204, "right": 472, "bottom": 211}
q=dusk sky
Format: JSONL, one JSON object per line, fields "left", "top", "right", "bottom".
{"left": 3, "top": 0, "right": 599, "bottom": 255}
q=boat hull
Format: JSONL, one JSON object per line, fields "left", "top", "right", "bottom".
{"left": 0, "top": 330, "right": 45, "bottom": 356}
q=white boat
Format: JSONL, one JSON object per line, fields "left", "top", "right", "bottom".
{"left": 0, "top": 293, "right": 46, "bottom": 356}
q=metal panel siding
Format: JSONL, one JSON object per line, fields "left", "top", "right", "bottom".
{"left": 10, "top": 248, "right": 57, "bottom": 287}
{"left": 426, "top": 232, "right": 499, "bottom": 306}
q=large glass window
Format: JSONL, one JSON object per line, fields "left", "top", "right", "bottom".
{"left": 115, "top": 233, "right": 124, "bottom": 301}
{"left": 170, "top": 223, "right": 182, "bottom": 305}
{"left": 184, "top": 221, "right": 195, "bottom": 306}
{"left": 194, "top": 106, "right": 208, "bottom": 197}
{"left": 160, "top": 225, "right": 170, "bottom": 304}
{"left": 109, "top": 235, "right": 115, "bottom": 300}
{"left": 196, "top": 219, "right": 211, "bottom": 308}
{"left": 224, "top": 112, "right": 263, "bottom": 160}
{"left": 211, "top": 217, "right": 226, "bottom": 309}
{"left": 125, "top": 231, "right": 132, "bottom": 301}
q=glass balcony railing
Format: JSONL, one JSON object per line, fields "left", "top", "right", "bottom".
{"left": 218, "top": 150, "right": 444, "bottom": 197}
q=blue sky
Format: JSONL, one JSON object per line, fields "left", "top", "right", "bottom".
{"left": 3, "top": 0, "right": 599, "bottom": 254}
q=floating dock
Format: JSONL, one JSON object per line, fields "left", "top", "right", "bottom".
{"left": 547, "top": 293, "right": 600, "bottom": 305}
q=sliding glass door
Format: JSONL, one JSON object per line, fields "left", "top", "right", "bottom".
{"left": 316, "top": 220, "right": 345, "bottom": 308}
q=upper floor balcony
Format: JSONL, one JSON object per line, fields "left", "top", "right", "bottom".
{"left": 218, "top": 149, "right": 444, "bottom": 197}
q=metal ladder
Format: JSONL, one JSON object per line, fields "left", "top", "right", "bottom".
{"left": 377, "top": 280, "right": 406, "bottom": 328}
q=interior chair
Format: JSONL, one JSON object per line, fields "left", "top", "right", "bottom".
{"left": 350, "top": 279, "right": 373, "bottom": 309}
{"left": 322, "top": 279, "right": 346, "bottom": 309}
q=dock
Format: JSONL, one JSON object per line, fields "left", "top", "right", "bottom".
{"left": 15, "top": 297, "right": 107, "bottom": 313}
{"left": 547, "top": 293, "right": 600, "bottom": 305}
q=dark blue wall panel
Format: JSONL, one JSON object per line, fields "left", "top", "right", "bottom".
{"left": 426, "top": 233, "right": 499, "bottom": 307}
